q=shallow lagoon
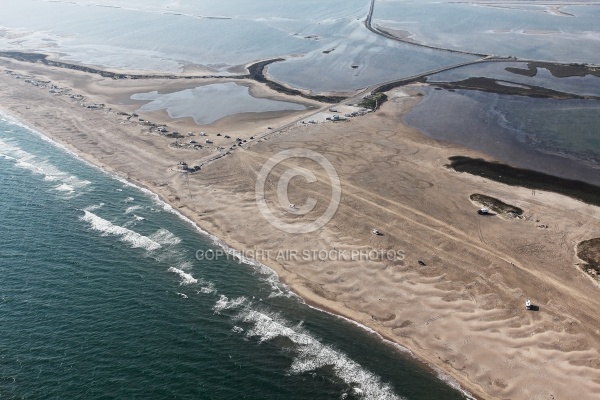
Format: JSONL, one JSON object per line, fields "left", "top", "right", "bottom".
{"left": 0, "top": 0, "right": 475, "bottom": 91}
{"left": 131, "top": 82, "right": 307, "bottom": 124}
{"left": 2, "top": 0, "right": 599, "bottom": 91}
{"left": 267, "top": 18, "right": 475, "bottom": 92}
{"left": 404, "top": 87, "right": 600, "bottom": 185}
{"left": 372, "top": 1, "right": 600, "bottom": 64}
{"left": 426, "top": 62, "right": 600, "bottom": 97}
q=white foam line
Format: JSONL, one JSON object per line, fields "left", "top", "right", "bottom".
{"left": 149, "top": 228, "right": 182, "bottom": 246}
{"left": 301, "top": 304, "right": 478, "bottom": 399}
{"left": 238, "top": 309, "right": 404, "bottom": 400}
{"left": 95, "top": 151, "right": 474, "bottom": 397}
{"left": 299, "top": 301, "right": 413, "bottom": 357}
{"left": 114, "top": 173, "right": 298, "bottom": 296}
{"left": 0, "top": 111, "right": 96, "bottom": 168}
{"left": 111, "top": 155, "right": 474, "bottom": 399}
{"left": 63, "top": 175, "right": 91, "bottom": 189}
{"left": 84, "top": 203, "right": 104, "bottom": 212}
{"left": 177, "top": 261, "right": 193, "bottom": 270}
{"left": 0, "top": 115, "right": 91, "bottom": 191}
{"left": 53, "top": 183, "right": 75, "bottom": 193}
{"left": 198, "top": 282, "right": 216, "bottom": 294}
{"left": 213, "top": 295, "right": 247, "bottom": 312}
{"left": 0, "top": 139, "right": 90, "bottom": 191}
{"left": 81, "top": 210, "right": 161, "bottom": 251}
{"left": 146, "top": 195, "right": 300, "bottom": 298}
{"left": 434, "top": 368, "right": 477, "bottom": 400}
{"left": 0, "top": 137, "right": 33, "bottom": 160}
{"left": 0, "top": 109, "right": 473, "bottom": 398}
{"left": 168, "top": 266, "right": 198, "bottom": 286}
{"left": 125, "top": 205, "right": 142, "bottom": 214}
{"left": 0, "top": 137, "right": 65, "bottom": 181}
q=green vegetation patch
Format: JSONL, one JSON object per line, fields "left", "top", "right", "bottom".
{"left": 359, "top": 93, "right": 387, "bottom": 110}
{"left": 470, "top": 193, "right": 523, "bottom": 215}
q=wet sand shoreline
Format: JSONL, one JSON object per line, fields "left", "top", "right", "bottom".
{"left": 1, "top": 58, "right": 600, "bottom": 400}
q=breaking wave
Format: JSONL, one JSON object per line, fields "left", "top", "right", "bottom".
{"left": 80, "top": 210, "right": 161, "bottom": 251}
{"left": 125, "top": 205, "right": 142, "bottom": 214}
{"left": 148, "top": 228, "right": 181, "bottom": 246}
{"left": 237, "top": 309, "right": 403, "bottom": 400}
{"left": 0, "top": 137, "right": 91, "bottom": 193}
{"left": 213, "top": 295, "right": 247, "bottom": 312}
{"left": 54, "top": 183, "right": 75, "bottom": 193}
{"left": 168, "top": 266, "right": 198, "bottom": 286}
{"left": 198, "top": 282, "right": 217, "bottom": 294}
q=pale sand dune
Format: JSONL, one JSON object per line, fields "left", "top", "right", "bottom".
{"left": 1, "top": 59, "right": 599, "bottom": 399}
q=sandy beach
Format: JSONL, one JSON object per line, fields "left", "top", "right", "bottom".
{"left": 1, "top": 56, "right": 600, "bottom": 399}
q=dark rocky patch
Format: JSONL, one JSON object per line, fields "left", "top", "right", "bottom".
{"left": 470, "top": 193, "right": 523, "bottom": 216}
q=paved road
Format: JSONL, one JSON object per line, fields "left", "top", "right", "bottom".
{"left": 364, "top": 0, "right": 486, "bottom": 57}
{"left": 196, "top": 0, "right": 537, "bottom": 169}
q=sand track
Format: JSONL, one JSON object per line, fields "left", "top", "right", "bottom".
{"left": 1, "top": 60, "right": 599, "bottom": 399}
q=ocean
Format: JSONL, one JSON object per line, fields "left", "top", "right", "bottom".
{"left": 1, "top": 1, "right": 598, "bottom": 398}
{"left": 0, "top": 117, "right": 470, "bottom": 399}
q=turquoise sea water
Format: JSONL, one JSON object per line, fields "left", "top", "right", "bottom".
{"left": 1, "top": 1, "right": 598, "bottom": 396}
{"left": 0, "top": 117, "right": 470, "bottom": 399}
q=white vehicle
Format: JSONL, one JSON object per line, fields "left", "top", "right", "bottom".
{"left": 372, "top": 229, "right": 381, "bottom": 235}
{"left": 478, "top": 208, "right": 489, "bottom": 215}
{"left": 525, "top": 299, "right": 531, "bottom": 310}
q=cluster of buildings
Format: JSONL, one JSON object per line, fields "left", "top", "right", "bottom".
{"left": 4, "top": 70, "right": 102, "bottom": 110}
